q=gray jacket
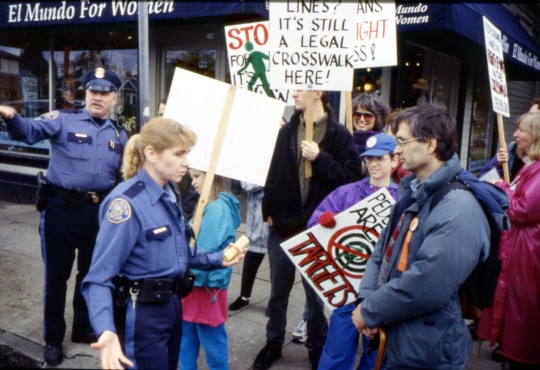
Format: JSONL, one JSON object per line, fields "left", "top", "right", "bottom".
{"left": 241, "top": 182, "right": 269, "bottom": 254}
{"left": 359, "top": 154, "right": 490, "bottom": 369}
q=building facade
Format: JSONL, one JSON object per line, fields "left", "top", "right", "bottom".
{"left": 0, "top": 1, "right": 539, "bottom": 201}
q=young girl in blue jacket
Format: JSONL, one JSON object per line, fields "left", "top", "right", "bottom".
{"left": 180, "top": 169, "right": 241, "bottom": 370}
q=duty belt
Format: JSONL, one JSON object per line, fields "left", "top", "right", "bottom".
{"left": 128, "top": 274, "right": 195, "bottom": 304}
{"left": 52, "top": 186, "right": 111, "bottom": 206}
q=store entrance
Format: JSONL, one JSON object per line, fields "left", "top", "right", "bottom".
{"left": 394, "top": 41, "right": 461, "bottom": 118}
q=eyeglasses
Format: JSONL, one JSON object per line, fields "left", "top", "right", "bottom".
{"left": 396, "top": 137, "right": 420, "bottom": 147}
{"left": 363, "top": 156, "right": 391, "bottom": 164}
{"left": 353, "top": 111, "right": 375, "bottom": 121}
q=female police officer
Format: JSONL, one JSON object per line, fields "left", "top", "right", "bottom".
{"left": 82, "top": 118, "right": 245, "bottom": 369}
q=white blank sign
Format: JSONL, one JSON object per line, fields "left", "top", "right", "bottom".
{"left": 165, "top": 68, "right": 285, "bottom": 186}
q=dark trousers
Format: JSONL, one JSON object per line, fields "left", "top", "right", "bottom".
{"left": 266, "top": 227, "right": 328, "bottom": 350}
{"left": 40, "top": 197, "right": 99, "bottom": 345}
{"left": 124, "top": 295, "right": 183, "bottom": 370}
{"left": 240, "top": 251, "right": 265, "bottom": 298}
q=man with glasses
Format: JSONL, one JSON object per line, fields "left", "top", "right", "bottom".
{"left": 352, "top": 104, "right": 490, "bottom": 369}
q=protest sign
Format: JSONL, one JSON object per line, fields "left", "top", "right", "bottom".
{"left": 280, "top": 188, "right": 395, "bottom": 311}
{"left": 353, "top": 1, "right": 397, "bottom": 68}
{"left": 483, "top": 16, "right": 510, "bottom": 117}
{"left": 483, "top": 16, "right": 511, "bottom": 182}
{"left": 268, "top": 0, "right": 356, "bottom": 91}
{"left": 225, "top": 21, "right": 292, "bottom": 104}
{"left": 164, "top": 67, "right": 285, "bottom": 186}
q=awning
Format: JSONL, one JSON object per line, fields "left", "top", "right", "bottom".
{"left": 396, "top": 2, "right": 540, "bottom": 75}
{"left": 0, "top": 1, "right": 268, "bottom": 28}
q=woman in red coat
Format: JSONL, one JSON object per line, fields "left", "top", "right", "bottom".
{"left": 477, "top": 112, "right": 540, "bottom": 369}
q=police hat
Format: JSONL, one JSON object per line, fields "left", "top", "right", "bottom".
{"left": 83, "top": 67, "right": 121, "bottom": 92}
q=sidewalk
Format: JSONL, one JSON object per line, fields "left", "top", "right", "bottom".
{"left": 0, "top": 200, "right": 501, "bottom": 369}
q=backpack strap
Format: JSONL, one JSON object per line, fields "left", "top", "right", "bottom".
{"left": 429, "top": 180, "right": 470, "bottom": 213}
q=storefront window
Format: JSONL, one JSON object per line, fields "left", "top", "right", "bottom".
{"left": 352, "top": 68, "right": 384, "bottom": 96}
{"left": 48, "top": 48, "right": 138, "bottom": 134}
{"left": 394, "top": 42, "right": 460, "bottom": 117}
{"left": 0, "top": 45, "right": 51, "bottom": 157}
{"left": 0, "top": 46, "right": 138, "bottom": 158}
{"left": 467, "top": 69, "right": 494, "bottom": 172}
{"left": 164, "top": 49, "right": 216, "bottom": 96}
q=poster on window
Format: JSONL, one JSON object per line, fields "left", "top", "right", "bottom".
{"left": 483, "top": 16, "right": 510, "bottom": 117}
{"left": 268, "top": 1, "right": 356, "bottom": 91}
{"left": 353, "top": 1, "right": 397, "bottom": 68}
{"left": 225, "top": 21, "right": 292, "bottom": 104}
{"left": 280, "top": 188, "right": 395, "bottom": 311}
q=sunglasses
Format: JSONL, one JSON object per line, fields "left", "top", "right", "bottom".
{"left": 353, "top": 111, "right": 375, "bottom": 121}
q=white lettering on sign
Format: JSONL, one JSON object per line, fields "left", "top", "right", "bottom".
{"left": 394, "top": 2, "right": 429, "bottom": 25}
{"left": 80, "top": 2, "right": 106, "bottom": 18}
{"left": 24, "top": 2, "right": 77, "bottom": 22}
{"left": 395, "top": 3, "right": 428, "bottom": 14}
{"left": 6, "top": 1, "right": 175, "bottom": 24}
{"left": 111, "top": 1, "right": 174, "bottom": 16}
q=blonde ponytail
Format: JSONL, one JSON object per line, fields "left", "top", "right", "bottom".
{"left": 122, "top": 134, "right": 142, "bottom": 180}
{"left": 121, "top": 118, "right": 197, "bottom": 180}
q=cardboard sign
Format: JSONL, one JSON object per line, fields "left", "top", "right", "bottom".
{"left": 225, "top": 21, "right": 292, "bottom": 104}
{"left": 353, "top": 1, "right": 397, "bottom": 68}
{"left": 483, "top": 16, "right": 510, "bottom": 117}
{"left": 280, "top": 188, "right": 395, "bottom": 311}
{"left": 165, "top": 68, "right": 285, "bottom": 186}
{"left": 268, "top": 1, "right": 356, "bottom": 91}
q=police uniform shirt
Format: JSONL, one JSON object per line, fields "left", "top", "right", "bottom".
{"left": 6, "top": 109, "right": 127, "bottom": 191}
{"left": 82, "top": 168, "right": 224, "bottom": 335}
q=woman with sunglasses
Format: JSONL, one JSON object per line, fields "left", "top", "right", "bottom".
{"left": 351, "top": 94, "right": 391, "bottom": 177}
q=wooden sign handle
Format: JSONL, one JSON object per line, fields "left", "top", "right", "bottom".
{"left": 192, "top": 85, "right": 237, "bottom": 238}
{"left": 345, "top": 91, "right": 353, "bottom": 134}
{"left": 305, "top": 90, "right": 314, "bottom": 178}
{"left": 374, "top": 328, "right": 387, "bottom": 370}
{"left": 496, "top": 114, "right": 510, "bottom": 184}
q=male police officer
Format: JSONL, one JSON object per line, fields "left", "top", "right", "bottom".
{"left": 0, "top": 67, "right": 128, "bottom": 367}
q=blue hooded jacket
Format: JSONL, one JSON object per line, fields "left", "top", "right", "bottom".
{"left": 192, "top": 192, "right": 241, "bottom": 289}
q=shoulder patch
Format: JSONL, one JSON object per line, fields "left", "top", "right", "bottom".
{"left": 42, "top": 111, "right": 59, "bottom": 120}
{"left": 107, "top": 198, "right": 132, "bottom": 224}
{"left": 123, "top": 181, "right": 145, "bottom": 198}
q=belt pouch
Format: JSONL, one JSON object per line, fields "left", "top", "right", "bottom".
{"left": 177, "top": 271, "right": 195, "bottom": 299}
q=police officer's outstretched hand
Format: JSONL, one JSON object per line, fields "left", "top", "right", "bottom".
{"left": 91, "top": 330, "right": 134, "bottom": 369}
{"left": 0, "top": 105, "right": 17, "bottom": 120}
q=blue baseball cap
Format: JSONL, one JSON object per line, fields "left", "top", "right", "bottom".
{"left": 361, "top": 134, "right": 396, "bottom": 157}
{"left": 83, "top": 67, "right": 121, "bottom": 92}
